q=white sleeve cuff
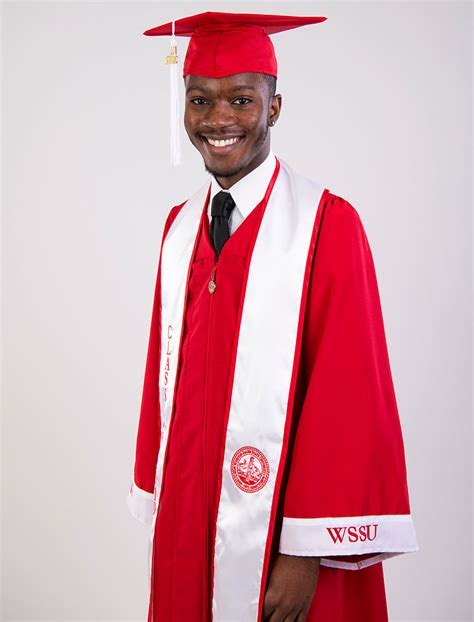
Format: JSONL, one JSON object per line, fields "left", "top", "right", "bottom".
{"left": 278, "top": 513, "right": 419, "bottom": 570}
{"left": 127, "top": 481, "right": 155, "bottom": 525}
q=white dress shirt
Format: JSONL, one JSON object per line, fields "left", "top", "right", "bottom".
{"left": 208, "top": 149, "right": 277, "bottom": 236}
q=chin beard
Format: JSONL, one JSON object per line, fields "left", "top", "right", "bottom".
{"left": 203, "top": 159, "right": 247, "bottom": 179}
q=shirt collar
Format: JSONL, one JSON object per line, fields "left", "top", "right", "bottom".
{"left": 208, "top": 149, "right": 276, "bottom": 221}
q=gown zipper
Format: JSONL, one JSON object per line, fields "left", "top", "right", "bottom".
{"left": 204, "top": 252, "right": 218, "bottom": 621}
{"left": 151, "top": 247, "right": 220, "bottom": 621}
{"left": 208, "top": 263, "right": 218, "bottom": 293}
{"left": 151, "top": 255, "right": 220, "bottom": 621}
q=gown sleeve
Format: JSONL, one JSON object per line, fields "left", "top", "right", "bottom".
{"left": 278, "top": 193, "right": 419, "bottom": 570}
{"left": 127, "top": 203, "right": 184, "bottom": 525}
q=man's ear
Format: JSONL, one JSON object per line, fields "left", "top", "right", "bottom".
{"left": 271, "top": 93, "right": 282, "bottom": 123}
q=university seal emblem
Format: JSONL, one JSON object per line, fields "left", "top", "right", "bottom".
{"left": 230, "top": 445, "right": 270, "bottom": 493}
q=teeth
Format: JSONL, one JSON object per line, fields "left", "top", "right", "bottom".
{"left": 206, "top": 136, "right": 241, "bottom": 147}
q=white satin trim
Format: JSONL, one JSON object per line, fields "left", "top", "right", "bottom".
{"left": 127, "top": 481, "right": 154, "bottom": 526}
{"left": 279, "top": 513, "right": 419, "bottom": 570}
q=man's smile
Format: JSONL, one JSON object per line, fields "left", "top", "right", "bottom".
{"left": 199, "top": 134, "right": 245, "bottom": 155}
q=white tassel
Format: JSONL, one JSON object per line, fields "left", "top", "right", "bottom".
{"left": 166, "top": 20, "right": 181, "bottom": 166}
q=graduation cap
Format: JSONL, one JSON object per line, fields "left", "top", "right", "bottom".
{"left": 143, "top": 11, "right": 327, "bottom": 166}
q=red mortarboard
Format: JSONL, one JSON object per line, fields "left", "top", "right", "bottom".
{"left": 142, "top": 11, "right": 327, "bottom": 165}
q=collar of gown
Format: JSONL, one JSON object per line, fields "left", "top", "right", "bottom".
{"left": 208, "top": 149, "right": 277, "bottom": 223}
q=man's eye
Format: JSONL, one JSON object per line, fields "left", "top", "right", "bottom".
{"left": 189, "top": 97, "right": 251, "bottom": 106}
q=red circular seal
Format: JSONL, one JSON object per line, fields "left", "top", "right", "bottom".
{"left": 230, "top": 446, "right": 270, "bottom": 493}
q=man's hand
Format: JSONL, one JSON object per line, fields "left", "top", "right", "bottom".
{"left": 263, "top": 553, "right": 321, "bottom": 621}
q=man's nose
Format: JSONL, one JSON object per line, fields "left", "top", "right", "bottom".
{"left": 201, "top": 100, "right": 237, "bottom": 130}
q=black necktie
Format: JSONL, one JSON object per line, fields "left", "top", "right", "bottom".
{"left": 210, "top": 190, "right": 236, "bottom": 257}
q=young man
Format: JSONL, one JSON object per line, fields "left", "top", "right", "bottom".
{"left": 127, "top": 12, "right": 418, "bottom": 622}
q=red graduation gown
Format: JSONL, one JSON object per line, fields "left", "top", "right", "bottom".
{"left": 133, "top": 188, "right": 410, "bottom": 621}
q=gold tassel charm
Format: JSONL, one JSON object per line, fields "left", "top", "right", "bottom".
{"left": 165, "top": 44, "right": 178, "bottom": 65}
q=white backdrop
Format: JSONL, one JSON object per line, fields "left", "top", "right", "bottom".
{"left": 2, "top": 1, "right": 472, "bottom": 621}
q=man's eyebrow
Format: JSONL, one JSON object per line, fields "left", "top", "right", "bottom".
{"left": 186, "top": 84, "right": 258, "bottom": 94}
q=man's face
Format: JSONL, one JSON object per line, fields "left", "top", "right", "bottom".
{"left": 184, "top": 72, "right": 280, "bottom": 181}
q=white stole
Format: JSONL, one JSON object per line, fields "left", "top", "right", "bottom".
{"left": 150, "top": 157, "right": 326, "bottom": 621}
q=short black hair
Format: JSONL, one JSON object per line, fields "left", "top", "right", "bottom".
{"left": 260, "top": 73, "right": 277, "bottom": 100}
